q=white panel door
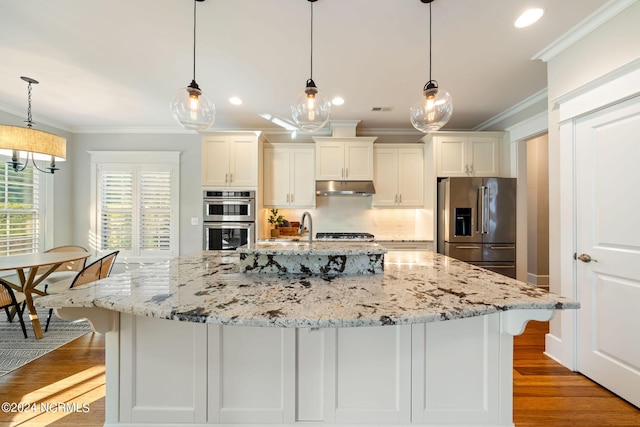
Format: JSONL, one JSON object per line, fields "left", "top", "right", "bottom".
{"left": 397, "top": 147, "right": 424, "bottom": 206}
{"left": 436, "top": 136, "right": 467, "bottom": 177}
{"left": 119, "top": 314, "right": 207, "bottom": 424}
{"left": 229, "top": 136, "right": 257, "bottom": 187}
{"left": 328, "top": 325, "right": 411, "bottom": 424}
{"left": 289, "top": 147, "right": 316, "bottom": 207}
{"left": 209, "top": 325, "right": 295, "bottom": 424}
{"left": 202, "top": 137, "right": 230, "bottom": 186}
{"left": 373, "top": 148, "right": 399, "bottom": 206}
{"left": 263, "top": 146, "right": 290, "bottom": 206}
{"left": 344, "top": 140, "right": 373, "bottom": 180}
{"left": 316, "top": 141, "right": 344, "bottom": 180}
{"left": 575, "top": 95, "right": 640, "bottom": 408}
{"left": 468, "top": 137, "right": 499, "bottom": 176}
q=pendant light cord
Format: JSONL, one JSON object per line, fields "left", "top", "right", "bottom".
{"left": 193, "top": 0, "right": 198, "bottom": 81}
{"left": 428, "top": 1, "right": 432, "bottom": 82}
{"left": 310, "top": 1, "right": 314, "bottom": 80}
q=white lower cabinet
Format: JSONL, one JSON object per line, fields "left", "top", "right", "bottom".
{"left": 116, "top": 313, "right": 512, "bottom": 426}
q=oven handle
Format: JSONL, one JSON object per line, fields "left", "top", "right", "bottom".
{"left": 203, "top": 222, "right": 255, "bottom": 227}
{"left": 204, "top": 199, "right": 254, "bottom": 204}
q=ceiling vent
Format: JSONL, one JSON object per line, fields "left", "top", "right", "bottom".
{"left": 370, "top": 107, "right": 393, "bottom": 112}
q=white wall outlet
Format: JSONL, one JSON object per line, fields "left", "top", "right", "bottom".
{"left": 191, "top": 217, "right": 199, "bottom": 226}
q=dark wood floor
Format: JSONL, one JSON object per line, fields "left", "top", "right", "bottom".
{"left": 1, "top": 321, "right": 638, "bottom": 426}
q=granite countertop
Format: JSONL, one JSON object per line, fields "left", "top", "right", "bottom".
{"left": 37, "top": 250, "right": 579, "bottom": 328}
{"left": 238, "top": 241, "right": 387, "bottom": 255}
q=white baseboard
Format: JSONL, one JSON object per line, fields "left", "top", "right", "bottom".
{"left": 544, "top": 332, "right": 571, "bottom": 369}
{"left": 527, "top": 273, "right": 549, "bottom": 289}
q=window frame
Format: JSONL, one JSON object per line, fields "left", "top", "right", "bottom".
{"left": 0, "top": 157, "right": 52, "bottom": 256}
{"left": 89, "top": 151, "right": 180, "bottom": 264}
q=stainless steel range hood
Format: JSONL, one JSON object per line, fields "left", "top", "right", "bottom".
{"left": 316, "top": 180, "right": 376, "bottom": 196}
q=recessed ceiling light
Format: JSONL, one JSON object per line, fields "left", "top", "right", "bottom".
{"left": 514, "top": 8, "right": 544, "bottom": 28}
{"left": 331, "top": 97, "right": 345, "bottom": 106}
{"left": 229, "top": 96, "right": 243, "bottom": 105}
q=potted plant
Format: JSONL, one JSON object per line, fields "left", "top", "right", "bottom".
{"left": 268, "top": 208, "right": 284, "bottom": 237}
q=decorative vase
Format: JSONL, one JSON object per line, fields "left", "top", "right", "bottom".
{"left": 270, "top": 228, "right": 280, "bottom": 238}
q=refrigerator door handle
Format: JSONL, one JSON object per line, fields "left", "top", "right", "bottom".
{"left": 477, "top": 186, "right": 489, "bottom": 234}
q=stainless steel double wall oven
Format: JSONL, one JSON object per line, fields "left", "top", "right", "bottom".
{"left": 203, "top": 190, "right": 255, "bottom": 251}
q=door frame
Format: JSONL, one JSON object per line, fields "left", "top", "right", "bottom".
{"left": 551, "top": 60, "right": 640, "bottom": 370}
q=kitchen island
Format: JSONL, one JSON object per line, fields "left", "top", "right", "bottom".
{"left": 38, "top": 249, "right": 578, "bottom": 427}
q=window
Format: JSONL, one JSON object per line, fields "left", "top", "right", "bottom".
{"left": 90, "top": 151, "right": 180, "bottom": 262}
{"left": 0, "top": 163, "right": 42, "bottom": 255}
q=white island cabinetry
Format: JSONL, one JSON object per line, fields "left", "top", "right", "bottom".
{"left": 41, "top": 250, "right": 577, "bottom": 427}
{"left": 373, "top": 144, "right": 424, "bottom": 207}
{"left": 117, "top": 311, "right": 514, "bottom": 425}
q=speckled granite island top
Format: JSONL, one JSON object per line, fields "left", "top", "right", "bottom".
{"left": 37, "top": 250, "right": 579, "bottom": 328}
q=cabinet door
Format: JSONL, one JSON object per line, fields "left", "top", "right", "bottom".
{"left": 436, "top": 136, "right": 467, "bottom": 177}
{"left": 263, "top": 147, "right": 290, "bottom": 207}
{"left": 229, "top": 136, "right": 258, "bottom": 187}
{"left": 344, "top": 141, "right": 373, "bottom": 181}
{"left": 289, "top": 147, "right": 316, "bottom": 207}
{"left": 467, "top": 137, "right": 499, "bottom": 176}
{"left": 315, "top": 141, "right": 344, "bottom": 180}
{"left": 202, "top": 138, "right": 230, "bottom": 186}
{"left": 372, "top": 148, "right": 399, "bottom": 207}
{"left": 397, "top": 148, "right": 424, "bottom": 207}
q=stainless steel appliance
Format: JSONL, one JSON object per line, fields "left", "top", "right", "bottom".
{"left": 203, "top": 190, "right": 255, "bottom": 251}
{"left": 437, "top": 177, "right": 516, "bottom": 278}
{"left": 315, "top": 232, "right": 375, "bottom": 242}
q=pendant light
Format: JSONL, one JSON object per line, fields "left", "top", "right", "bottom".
{"left": 291, "top": 0, "right": 331, "bottom": 132}
{"left": 170, "top": 0, "right": 215, "bottom": 131}
{"left": 409, "top": 0, "right": 453, "bottom": 133}
{"left": 0, "top": 76, "right": 66, "bottom": 174}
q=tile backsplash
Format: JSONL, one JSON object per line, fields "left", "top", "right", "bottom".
{"left": 260, "top": 196, "right": 433, "bottom": 241}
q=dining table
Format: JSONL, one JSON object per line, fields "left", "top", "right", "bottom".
{"left": 0, "top": 251, "right": 91, "bottom": 339}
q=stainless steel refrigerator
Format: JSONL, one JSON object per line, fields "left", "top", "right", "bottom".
{"left": 437, "top": 177, "right": 517, "bottom": 278}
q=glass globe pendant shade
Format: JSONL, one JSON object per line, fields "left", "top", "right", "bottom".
{"left": 291, "top": 79, "right": 331, "bottom": 132}
{"left": 170, "top": 80, "right": 216, "bottom": 131}
{"left": 409, "top": 80, "right": 453, "bottom": 133}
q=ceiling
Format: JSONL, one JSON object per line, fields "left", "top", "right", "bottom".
{"left": 0, "top": 0, "right": 609, "bottom": 140}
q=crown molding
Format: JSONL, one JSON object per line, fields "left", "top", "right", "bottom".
{"left": 474, "top": 89, "right": 548, "bottom": 131}
{"left": 533, "top": 0, "right": 637, "bottom": 62}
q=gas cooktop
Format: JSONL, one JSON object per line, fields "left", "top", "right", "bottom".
{"left": 315, "top": 232, "right": 375, "bottom": 242}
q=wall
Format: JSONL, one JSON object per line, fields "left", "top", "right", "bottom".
{"left": 69, "top": 132, "right": 203, "bottom": 256}
{"left": 259, "top": 198, "right": 433, "bottom": 241}
{"left": 545, "top": 0, "right": 640, "bottom": 365}
{"left": 526, "top": 134, "right": 549, "bottom": 288}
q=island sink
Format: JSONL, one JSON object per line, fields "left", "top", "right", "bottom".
{"left": 237, "top": 241, "right": 387, "bottom": 275}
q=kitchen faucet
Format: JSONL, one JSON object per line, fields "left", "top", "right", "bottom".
{"left": 298, "top": 211, "right": 313, "bottom": 243}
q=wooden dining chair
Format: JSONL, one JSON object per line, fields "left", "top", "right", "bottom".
{"left": 44, "top": 251, "right": 119, "bottom": 332}
{"left": 0, "top": 279, "right": 28, "bottom": 338}
{"left": 37, "top": 245, "right": 89, "bottom": 275}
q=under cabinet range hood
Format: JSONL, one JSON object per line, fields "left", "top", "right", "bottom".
{"left": 316, "top": 180, "right": 376, "bottom": 196}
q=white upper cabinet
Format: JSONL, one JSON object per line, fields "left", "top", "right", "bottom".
{"left": 428, "top": 132, "right": 503, "bottom": 177}
{"left": 313, "top": 137, "right": 376, "bottom": 181}
{"left": 202, "top": 133, "right": 260, "bottom": 187}
{"left": 263, "top": 144, "right": 315, "bottom": 208}
{"left": 373, "top": 145, "right": 424, "bottom": 208}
